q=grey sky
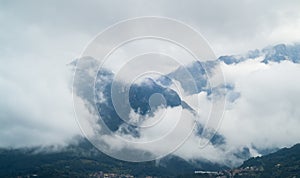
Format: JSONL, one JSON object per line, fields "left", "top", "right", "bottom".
{"left": 1, "top": 0, "right": 300, "bottom": 57}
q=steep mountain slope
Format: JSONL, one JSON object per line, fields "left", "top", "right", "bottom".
{"left": 74, "top": 56, "right": 225, "bottom": 144}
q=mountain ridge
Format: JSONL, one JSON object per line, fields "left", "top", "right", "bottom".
{"left": 219, "top": 43, "right": 300, "bottom": 64}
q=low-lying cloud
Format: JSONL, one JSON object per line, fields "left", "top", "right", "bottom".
{"left": 0, "top": 55, "right": 80, "bottom": 148}
{"left": 220, "top": 60, "right": 300, "bottom": 150}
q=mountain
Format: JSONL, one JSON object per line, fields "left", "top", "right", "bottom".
{"left": 219, "top": 43, "right": 300, "bottom": 64}
{"left": 70, "top": 43, "right": 300, "bottom": 172}
{"left": 73, "top": 56, "right": 225, "bottom": 145}
{"left": 4, "top": 43, "right": 297, "bottom": 177}
{"left": 0, "top": 138, "right": 227, "bottom": 178}
{"left": 234, "top": 143, "right": 300, "bottom": 177}
{"left": 178, "top": 143, "right": 300, "bottom": 177}
{"left": 1, "top": 141, "right": 299, "bottom": 177}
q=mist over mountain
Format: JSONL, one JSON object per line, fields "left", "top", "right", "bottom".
{"left": 1, "top": 0, "right": 300, "bottom": 177}
{"left": 1, "top": 43, "right": 300, "bottom": 177}
{"left": 70, "top": 43, "right": 300, "bottom": 167}
{"left": 0, "top": 137, "right": 230, "bottom": 177}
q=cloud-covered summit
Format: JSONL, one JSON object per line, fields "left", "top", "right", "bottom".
{"left": 68, "top": 43, "right": 300, "bottom": 166}
{"left": 0, "top": 39, "right": 300, "bottom": 167}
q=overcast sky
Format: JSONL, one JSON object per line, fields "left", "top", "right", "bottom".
{"left": 1, "top": 0, "right": 300, "bottom": 57}
{"left": 0, "top": 0, "right": 300, "bottom": 156}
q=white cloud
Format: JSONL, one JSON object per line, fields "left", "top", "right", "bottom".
{"left": 0, "top": 55, "right": 80, "bottom": 147}
{"left": 220, "top": 60, "right": 300, "bottom": 150}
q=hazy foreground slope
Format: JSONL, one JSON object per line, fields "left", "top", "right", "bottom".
{"left": 0, "top": 138, "right": 226, "bottom": 178}
{"left": 1, "top": 141, "right": 299, "bottom": 177}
